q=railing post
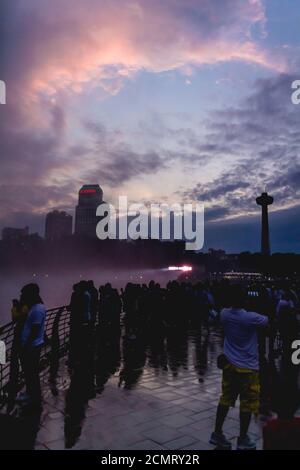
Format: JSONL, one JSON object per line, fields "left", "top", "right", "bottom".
{"left": 49, "top": 308, "right": 64, "bottom": 384}
{"left": 6, "top": 328, "right": 21, "bottom": 411}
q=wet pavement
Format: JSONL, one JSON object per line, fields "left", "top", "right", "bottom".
{"left": 28, "top": 327, "right": 266, "bottom": 451}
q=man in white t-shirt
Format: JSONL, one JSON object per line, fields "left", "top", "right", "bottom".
{"left": 210, "top": 285, "right": 268, "bottom": 450}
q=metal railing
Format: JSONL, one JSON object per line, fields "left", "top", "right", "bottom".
{"left": 0, "top": 306, "right": 70, "bottom": 409}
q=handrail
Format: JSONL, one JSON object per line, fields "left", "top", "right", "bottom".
{"left": 0, "top": 306, "right": 70, "bottom": 410}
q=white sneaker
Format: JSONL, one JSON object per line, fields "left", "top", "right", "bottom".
{"left": 237, "top": 435, "right": 256, "bottom": 450}
{"left": 209, "top": 431, "right": 232, "bottom": 449}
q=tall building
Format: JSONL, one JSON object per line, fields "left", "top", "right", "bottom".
{"left": 256, "top": 192, "right": 273, "bottom": 256}
{"left": 2, "top": 226, "right": 29, "bottom": 240}
{"left": 45, "top": 210, "right": 73, "bottom": 240}
{"left": 74, "top": 184, "right": 104, "bottom": 237}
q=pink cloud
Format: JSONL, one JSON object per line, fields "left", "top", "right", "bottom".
{"left": 5, "top": 0, "right": 285, "bottom": 104}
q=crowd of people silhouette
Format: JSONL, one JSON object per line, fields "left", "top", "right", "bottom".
{"left": 3, "top": 277, "right": 300, "bottom": 449}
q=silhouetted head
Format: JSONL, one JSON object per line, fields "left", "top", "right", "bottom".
{"left": 77, "top": 280, "right": 88, "bottom": 292}
{"left": 172, "top": 281, "right": 179, "bottom": 291}
{"left": 228, "top": 284, "right": 246, "bottom": 309}
{"left": 73, "top": 282, "right": 81, "bottom": 292}
{"left": 20, "top": 283, "right": 43, "bottom": 308}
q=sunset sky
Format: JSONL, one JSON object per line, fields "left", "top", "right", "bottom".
{"left": 1, "top": 0, "right": 300, "bottom": 252}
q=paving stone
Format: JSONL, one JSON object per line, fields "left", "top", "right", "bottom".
{"left": 181, "top": 440, "right": 214, "bottom": 450}
{"left": 157, "top": 413, "right": 195, "bottom": 429}
{"left": 142, "top": 425, "right": 184, "bottom": 444}
{"left": 37, "top": 422, "right": 65, "bottom": 443}
{"left": 45, "top": 439, "right": 66, "bottom": 450}
{"left": 191, "top": 409, "right": 216, "bottom": 421}
{"left": 134, "top": 419, "right": 162, "bottom": 432}
{"left": 187, "top": 418, "right": 215, "bottom": 432}
{"left": 164, "top": 435, "right": 198, "bottom": 450}
{"left": 127, "top": 439, "right": 166, "bottom": 450}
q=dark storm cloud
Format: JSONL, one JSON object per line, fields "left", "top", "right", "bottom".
{"left": 186, "top": 180, "right": 251, "bottom": 204}
{"left": 97, "top": 150, "right": 166, "bottom": 187}
{"left": 0, "top": 1, "right": 73, "bottom": 223}
{"left": 82, "top": 118, "right": 223, "bottom": 187}
{"left": 0, "top": 94, "right": 78, "bottom": 228}
{"left": 82, "top": 120, "right": 167, "bottom": 186}
{"left": 0, "top": 127, "right": 60, "bottom": 183}
{"left": 183, "top": 74, "right": 300, "bottom": 225}
{"left": 0, "top": 182, "right": 76, "bottom": 230}
{"left": 205, "top": 206, "right": 231, "bottom": 222}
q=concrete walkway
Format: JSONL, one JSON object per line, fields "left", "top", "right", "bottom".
{"left": 34, "top": 329, "right": 264, "bottom": 450}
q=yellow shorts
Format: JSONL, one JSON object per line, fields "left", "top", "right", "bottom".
{"left": 219, "top": 363, "right": 260, "bottom": 413}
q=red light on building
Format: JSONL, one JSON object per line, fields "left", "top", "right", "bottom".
{"left": 80, "top": 189, "right": 97, "bottom": 194}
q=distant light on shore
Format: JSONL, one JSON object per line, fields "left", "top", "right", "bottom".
{"left": 168, "top": 266, "right": 192, "bottom": 272}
